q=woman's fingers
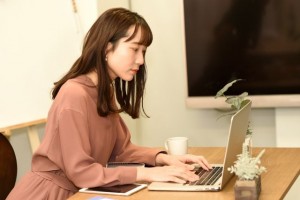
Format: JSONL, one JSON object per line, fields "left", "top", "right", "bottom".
{"left": 174, "top": 167, "right": 198, "bottom": 182}
{"left": 199, "top": 157, "right": 212, "bottom": 170}
{"left": 179, "top": 155, "right": 212, "bottom": 170}
{"left": 156, "top": 153, "right": 212, "bottom": 172}
{"left": 158, "top": 166, "right": 199, "bottom": 183}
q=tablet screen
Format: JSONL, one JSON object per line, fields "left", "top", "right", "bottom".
{"left": 79, "top": 183, "right": 147, "bottom": 196}
{"left": 87, "top": 184, "right": 140, "bottom": 193}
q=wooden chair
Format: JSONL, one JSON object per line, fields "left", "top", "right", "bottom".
{"left": 0, "top": 118, "right": 46, "bottom": 154}
{"left": 0, "top": 132, "right": 17, "bottom": 200}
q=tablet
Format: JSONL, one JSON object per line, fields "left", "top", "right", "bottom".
{"left": 79, "top": 183, "right": 147, "bottom": 196}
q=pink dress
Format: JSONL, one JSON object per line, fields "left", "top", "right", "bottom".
{"left": 7, "top": 75, "right": 163, "bottom": 200}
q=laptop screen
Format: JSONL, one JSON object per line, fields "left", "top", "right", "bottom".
{"left": 221, "top": 100, "right": 252, "bottom": 188}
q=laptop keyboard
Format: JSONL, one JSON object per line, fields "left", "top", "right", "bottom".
{"left": 187, "top": 166, "right": 223, "bottom": 186}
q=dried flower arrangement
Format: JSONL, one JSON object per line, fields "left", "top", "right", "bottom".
{"left": 228, "top": 139, "right": 267, "bottom": 180}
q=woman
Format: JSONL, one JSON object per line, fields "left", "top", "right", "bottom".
{"left": 7, "top": 7, "right": 211, "bottom": 200}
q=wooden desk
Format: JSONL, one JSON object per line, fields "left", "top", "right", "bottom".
{"left": 68, "top": 147, "right": 300, "bottom": 200}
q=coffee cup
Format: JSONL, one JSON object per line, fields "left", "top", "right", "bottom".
{"left": 165, "top": 137, "right": 188, "bottom": 155}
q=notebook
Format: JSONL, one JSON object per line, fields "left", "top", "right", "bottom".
{"left": 148, "top": 100, "right": 252, "bottom": 192}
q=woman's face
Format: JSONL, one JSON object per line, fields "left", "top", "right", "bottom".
{"left": 106, "top": 26, "right": 147, "bottom": 81}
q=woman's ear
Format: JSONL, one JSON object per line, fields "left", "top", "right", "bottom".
{"left": 105, "top": 42, "right": 113, "bottom": 54}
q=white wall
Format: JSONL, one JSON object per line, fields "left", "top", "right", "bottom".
{"left": 0, "top": 0, "right": 97, "bottom": 127}
{"left": 275, "top": 108, "right": 300, "bottom": 147}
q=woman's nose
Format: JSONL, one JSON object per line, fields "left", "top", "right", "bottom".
{"left": 135, "top": 52, "right": 144, "bottom": 65}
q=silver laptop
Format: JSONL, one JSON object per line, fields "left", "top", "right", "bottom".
{"left": 148, "top": 100, "right": 252, "bottom": 192}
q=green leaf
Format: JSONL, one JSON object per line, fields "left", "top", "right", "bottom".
{"left": 239, "top": 92, "right": 248, "bottom": 98}
{"left": 225, "top": 92, "right": 249, "bottom": 109}
{"left": 215, "top": 79, "right": 243, "bottom": 98}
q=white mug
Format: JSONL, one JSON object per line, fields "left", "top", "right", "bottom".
{"left": 165, "top": 137, "right": 188, "bottom": 155}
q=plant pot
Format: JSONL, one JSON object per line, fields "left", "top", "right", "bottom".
{"left": 234, "top": 176, "right": 261, "bottom": 200}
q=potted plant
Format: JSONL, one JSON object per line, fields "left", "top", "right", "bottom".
{"left": 229, "top": 139, "right": 266, "bottom": 200}
{"left": 215, "top": 79, "right": 267, "bottom": 200}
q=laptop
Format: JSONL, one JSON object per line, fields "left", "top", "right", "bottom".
{"left": 148, "top": 100, "right": 252, "bottom": 192}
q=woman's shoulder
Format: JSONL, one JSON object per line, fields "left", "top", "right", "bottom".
{"left": 54, "top": 75, "right": 97, "bottom": 107}
{"left": 69, "top": 75, "right": 96, "bottom": 87}
{"left": 65, "top": 75, "right": 94, "bottom": 88}
{"left": 61, "top": 75, "right": 95, "bottom": 96}
{"left": 60, "top": 80, "right": 86, "bottom": 99}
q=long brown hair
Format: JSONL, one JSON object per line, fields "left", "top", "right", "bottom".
{"left": 52, "top": 8, "right": 153, "bottom": 118}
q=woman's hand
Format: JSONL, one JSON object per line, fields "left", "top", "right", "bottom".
{"left": 136, "top": 165, "right": 199, "bottom": 184}
{"left": 155, "top": 153, "right": 212, "bottom": 171}
{"left": 136, "top": 153, "right": 212, "bottom": 184}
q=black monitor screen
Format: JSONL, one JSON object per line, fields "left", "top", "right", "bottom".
{"left": 184, "top": 0, "right": 300, "bottom": 97}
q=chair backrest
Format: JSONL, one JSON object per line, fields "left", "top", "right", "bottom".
{"left": 0, "top": 132, "right": 17, "bottom": 200}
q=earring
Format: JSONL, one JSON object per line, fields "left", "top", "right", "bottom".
{"left": 105, "top": 56, "right": 108, "bottom": 61}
